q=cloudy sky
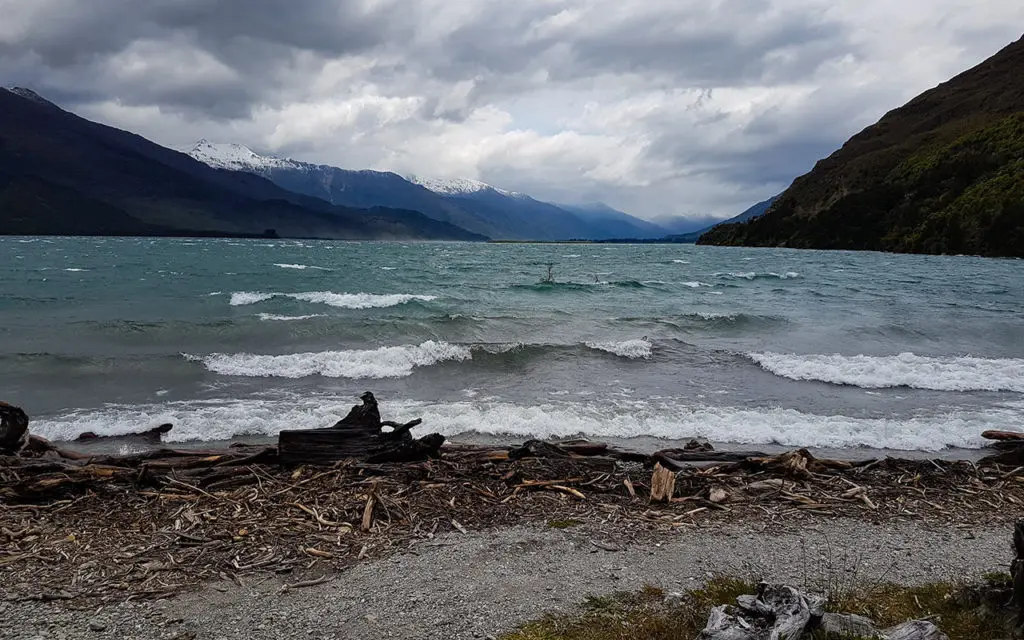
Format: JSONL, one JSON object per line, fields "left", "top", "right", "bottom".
{"left": 2, "top": 1, "right": 1021, "bottom": 220}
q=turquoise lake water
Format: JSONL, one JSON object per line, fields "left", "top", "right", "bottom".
{"left": 2, "top": 237, "right": 1022, "bottom": 452}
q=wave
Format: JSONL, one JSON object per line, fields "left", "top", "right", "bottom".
{"left": 748, "top": 352, "right": 1024, "bottom": 392}
{"left": 64, "top": 268, "right": 89, "bottom": 272}
{"left": 188, "top": 340, "right": 471, "bottom": 379}
{"left": 30, "top": 396, "right": 1020, "bottom": 451}
{"left": 227, "top": 291, "right": 437, "bottom": 309}
{"left": 612, "top": 313, "right": 788, "bottom": 332}
{"left": 257, "top": 313, "right": 326, "bottom": 322}
{"left": 188, "top": 338, "right": 656, "bottom": 379}
{"left": 585, "top": 339, "right": 652, "bottom": 359}
{"left": 714, "top": 271, "right": 800, "bottom": 280}
{"left": 273, "top": 263, "right": 331, "bottom": 270}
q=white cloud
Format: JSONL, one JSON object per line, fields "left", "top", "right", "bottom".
{"left": 2, "top": 0, "right": 1021, "bottom": 219}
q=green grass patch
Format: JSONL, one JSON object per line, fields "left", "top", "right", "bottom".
{"left": 501, "top": 577, "right": 1016, "bottom": 640}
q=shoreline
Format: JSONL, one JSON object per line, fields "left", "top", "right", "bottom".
{"left": 54, "top": 431, "right": 996, "bottom": 463}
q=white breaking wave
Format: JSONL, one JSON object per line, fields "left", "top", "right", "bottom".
{"left": 257, "top": 313, "right": 326, "bottom": 322}
{"left": 190, "top": 341, "right": 471, "bottom": 379}
{"left": 227, "top": 291, "right": 437, "bottom": 308}
{"left": 273, "top": 263, "right": 331, "bottom": 270}
{"left": 715, "top": 271, "right": 800, "bottom": 280}
{"left": 64, "top": 268, "right": 88, "bottom": 272}
{"left": 585, "top": 339, "right": 653, "bottom": 359}
{"left": 230, "top": 292, "right": 275, "bottom": 305}
{"left": 749, "top": 352, "right": 1024, "bottom": 392}
{"left": 672, "top": 259, "right": 690, "bottom": 264}
{"left": 29, "top": 396, "right": 1021, "bottom": 450}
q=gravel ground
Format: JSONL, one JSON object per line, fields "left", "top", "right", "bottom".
{"left": 1, "top": 518, "right": 1012, "bottom": 640}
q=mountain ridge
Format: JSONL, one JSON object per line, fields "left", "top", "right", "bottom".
{"left": 186, "top": 140, "right": 670, "bottom": 240}
{"left": 699, "top": 37, "right": 1024, "bottom": 257}
{"left": 0, "top": 88, "right": 484, "bottom": 240}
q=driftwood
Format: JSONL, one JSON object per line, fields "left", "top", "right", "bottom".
{"left": 983, "top": 430, "right": 1024, "bottom": 442}
{"left": 649, "top": 463, "right": 676, "bottom": 502}
{"left": 653, "top": 449, "right": 768, "bottom": 471}
{"left": 0, "top": 401, "right": 29, "bottom": 454}
{"left": 278, "top": 392, "right": 443, "bottom": 466}
{"left": 76, "top": 423, "right": 173, "bottom": 443}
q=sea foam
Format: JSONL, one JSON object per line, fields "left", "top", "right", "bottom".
{"left": 28, "top": 396, "right": 1019, "bottom": 450}
{"left": 749, "top": 352, "right": 1024, "bottom": 392}
{"left": 273, "top": 263, "right": 331, "bottom": 270}
{"left": 190, "top": 341, "right": 471, "bottom": 379}
{"left": 227, "top": 291, "right": 437, "bottom": 309}
{"left": 256, "top": 313, "right": 326, "bottom": 322}
{"left": 585, "top": 339, "right": 653, "bottom": 359}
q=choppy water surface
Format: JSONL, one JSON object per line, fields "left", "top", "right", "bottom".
{"left": 2, "top": 237, "right": 1022, "bottom": 452}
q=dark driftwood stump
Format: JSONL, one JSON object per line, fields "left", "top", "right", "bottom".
{"left": 983, "top": 430, "right": 1024, "bottom": 442}
{"left": 278, "top": 393, "right": 443, "bottom": 466}
{"left": 0, "top": 401, "right": 29, "bottom": 454}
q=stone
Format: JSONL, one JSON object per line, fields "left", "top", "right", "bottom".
{"left": 883, "top": 620, "right": 949, "bottom": 640}
{"left": 88, "top": 619, "right": 107, "bottom": 632}
{"left": 818, "top": 612, "right": 882, "bottom": 638}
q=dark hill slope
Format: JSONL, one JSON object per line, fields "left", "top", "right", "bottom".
{"left": 699, "top": 37, "right": 1024, "bottom": 257}
{"left": 0, "top": 89, "right": 483, "bottom": 240}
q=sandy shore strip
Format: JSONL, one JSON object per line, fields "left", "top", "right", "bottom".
{"left": 1, "top": 518, "right": 1012, "bottom": 640}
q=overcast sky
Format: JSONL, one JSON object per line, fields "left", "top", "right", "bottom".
{"left": 2, "top": 1, "right": 1020, "bottom": 220}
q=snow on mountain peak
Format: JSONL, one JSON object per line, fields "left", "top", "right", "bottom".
{"left": 408, "top": 175, "right": 525, "bottom": 198}
{"left": 186, "top": 140, "right": 297, "bottom": 171}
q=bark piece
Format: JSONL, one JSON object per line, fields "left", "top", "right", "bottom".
{"left": 649, "top": 463, "right": 676, "bottom": 502}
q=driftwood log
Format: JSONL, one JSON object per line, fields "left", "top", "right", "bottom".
{"left": 76, "top": 423, "right": 173, "bottom": 444}
{"left": 0, "top": 401, "right": 29, "bottom": 454}
{"left": 981, "top": 432, "right": 1024, "bottom": 465}
{"left": 983, "top": 430, "right": 1024, "bottom": 442}
{"left": 277, "top": 392, "right": 444, "bottom": 466}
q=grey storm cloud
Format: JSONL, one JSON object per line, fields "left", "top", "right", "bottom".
{"left": 1, "top": 0, "right": 1021, "bottom": 218}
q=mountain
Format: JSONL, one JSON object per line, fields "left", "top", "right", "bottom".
{"left": 669, "top": 196, "right": 780, "bottom": 242}
{"left": 186, "top": 140, "right": 496, "bottom": 235}
{"left": 187, "top": 141, "right": 661, "bottom": 240}
{"left": 649, "top": 214, "right": 722, "bottom": 235}
{"left": 0, "top": 88, "right": 483, "bottom": 240}
{"left": 699, "top": 37, "right": 1024, "bottom": 257}
{"left": 557, "top": 202, "right": 668, "bottom": 239}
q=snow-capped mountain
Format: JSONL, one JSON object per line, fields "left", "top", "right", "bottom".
{"left": 408, "top": 175, "right": 522, "bottom": 198}
{"left": 186, "top": 140, "right": 668, "bottom": 240}
{"left": 186, "top": 140, "right": 299, "bottom": 172}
